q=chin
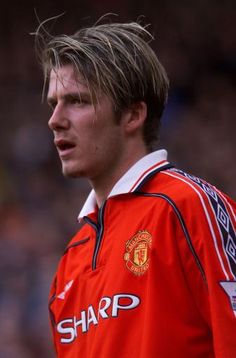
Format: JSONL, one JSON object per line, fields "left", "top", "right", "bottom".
{"left": 62, "top": 165, "right": 85, "bottom": 178}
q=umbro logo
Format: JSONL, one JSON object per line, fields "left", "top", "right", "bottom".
{"left": 57, "top": 280, "right": 74, "bottom": 300}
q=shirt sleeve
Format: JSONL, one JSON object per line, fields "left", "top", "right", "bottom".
{"left": 177, "top": 179, "right": 236, "bottom": 357}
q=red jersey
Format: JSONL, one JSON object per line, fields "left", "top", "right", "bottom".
{"left": 49, "top": 150, "right": 236, "bottom": 357}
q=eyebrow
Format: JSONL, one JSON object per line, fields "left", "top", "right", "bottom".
{"left": 47, "top": 91, "right": 91, "bottom": 105}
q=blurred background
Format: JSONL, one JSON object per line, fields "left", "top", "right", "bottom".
{"left": 0, "top": 0, "right": 235, "bottom": 356}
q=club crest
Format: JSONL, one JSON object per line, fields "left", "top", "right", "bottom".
{"left": 124, "top": 230, "right": 152, "bottom": 276}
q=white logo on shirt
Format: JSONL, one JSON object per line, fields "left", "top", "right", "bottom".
{"left": 57, "top": 280, "right": 74, "bottom": 300}
{"left": 220, "top": 281, "right": 236, "bottom": 316}
{"left": 57, "top": 293, "right": 140, "bottom": 343}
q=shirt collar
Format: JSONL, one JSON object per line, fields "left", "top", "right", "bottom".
{"left": 78, "top": 149, "right": 168, "bottom": 220}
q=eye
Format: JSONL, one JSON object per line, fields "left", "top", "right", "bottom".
{"left": 68, "top": 94, "right": 91, "bottom": 106}
{"left": 70, "top": 96, "right": 82, "bottom": 105}
{"left": 72, "top": 96, "right": 90, "bottom": 106}
{"left": 48, "top": 100, "right": 57, "bottom": 111}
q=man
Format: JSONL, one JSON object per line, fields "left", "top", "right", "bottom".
{"left": 36, "top": 19, "right": 236, "bottom": 357}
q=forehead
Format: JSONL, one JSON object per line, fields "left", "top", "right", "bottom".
{"left": 47, "top": 64, "right": 88, "bottom": 96}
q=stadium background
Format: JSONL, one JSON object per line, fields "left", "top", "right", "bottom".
{"left": 0, "top": 0, "right": 235, "bottom": 356}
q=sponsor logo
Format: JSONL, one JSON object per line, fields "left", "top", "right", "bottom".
{"left": 57, "top": 293, "right": 140, "bottom": 343}
{"left": 124, "top": 230, "right": 152, "bottom": 276}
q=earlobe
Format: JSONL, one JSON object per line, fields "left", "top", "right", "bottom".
{"left": 124, "top": 101, "right": 147, "bottom": 134}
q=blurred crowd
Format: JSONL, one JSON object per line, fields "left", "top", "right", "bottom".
{"left": 0, "top": 0, "right": 235, "bottom": 356}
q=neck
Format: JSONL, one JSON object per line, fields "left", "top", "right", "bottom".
{"left": 90, "top": 147, "right": 149, "bottom": 207}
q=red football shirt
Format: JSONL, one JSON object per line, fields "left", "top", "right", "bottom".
{"left": 49, "top": 150, "right": 236, "bottom": 357}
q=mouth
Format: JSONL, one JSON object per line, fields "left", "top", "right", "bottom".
{"left": 54, "top": 139, "right": 76, "bottom": 157}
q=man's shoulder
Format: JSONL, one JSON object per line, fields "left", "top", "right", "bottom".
{"left": 145, "top": 167, "right": 234, "bottom": 209}
{"left": 141, "top": 168, "right": 235, "bottom": 241}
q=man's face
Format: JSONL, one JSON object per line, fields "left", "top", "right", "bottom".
{"left": 47, "top": 65, "right": 125, "bottom": 182}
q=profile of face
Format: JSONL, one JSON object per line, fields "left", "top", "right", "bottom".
{"left": 47, "top": 65, "right": 127, "bottom": 183}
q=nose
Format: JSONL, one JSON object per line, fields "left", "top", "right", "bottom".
{"left": 48, "top": 105, "right": 70, "bottom": 131}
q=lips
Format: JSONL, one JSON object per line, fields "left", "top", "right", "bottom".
{"left": 54, "top": 139, "right": 76, "bottom": 156}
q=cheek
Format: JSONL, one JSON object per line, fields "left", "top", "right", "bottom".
{"left": 100, "top": 131, "right": 123, "bottom": 159}
{"left": 74, "top": 112, "right": 122, "bottom": 155}
{"left": 77, "top": 131, "right": 102, "bottom": 158}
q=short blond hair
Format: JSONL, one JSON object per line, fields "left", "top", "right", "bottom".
{"left": 35, "top": 19, "right": 169, "bottom": 149}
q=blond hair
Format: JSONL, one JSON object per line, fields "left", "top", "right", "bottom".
{"left": 35, "top": 18, "right": 169, "bottom": 149}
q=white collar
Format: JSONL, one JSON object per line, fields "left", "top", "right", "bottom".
{"left": 78, "top": 149, "right": 168, "bottom": 220}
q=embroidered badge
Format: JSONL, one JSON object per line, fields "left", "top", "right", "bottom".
{"left": 124, "top": 230, "right": 152, "bottom": 276}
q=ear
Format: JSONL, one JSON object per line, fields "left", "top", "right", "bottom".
{"left": 122, "top": 101, "right": 147, "bottom": 134}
